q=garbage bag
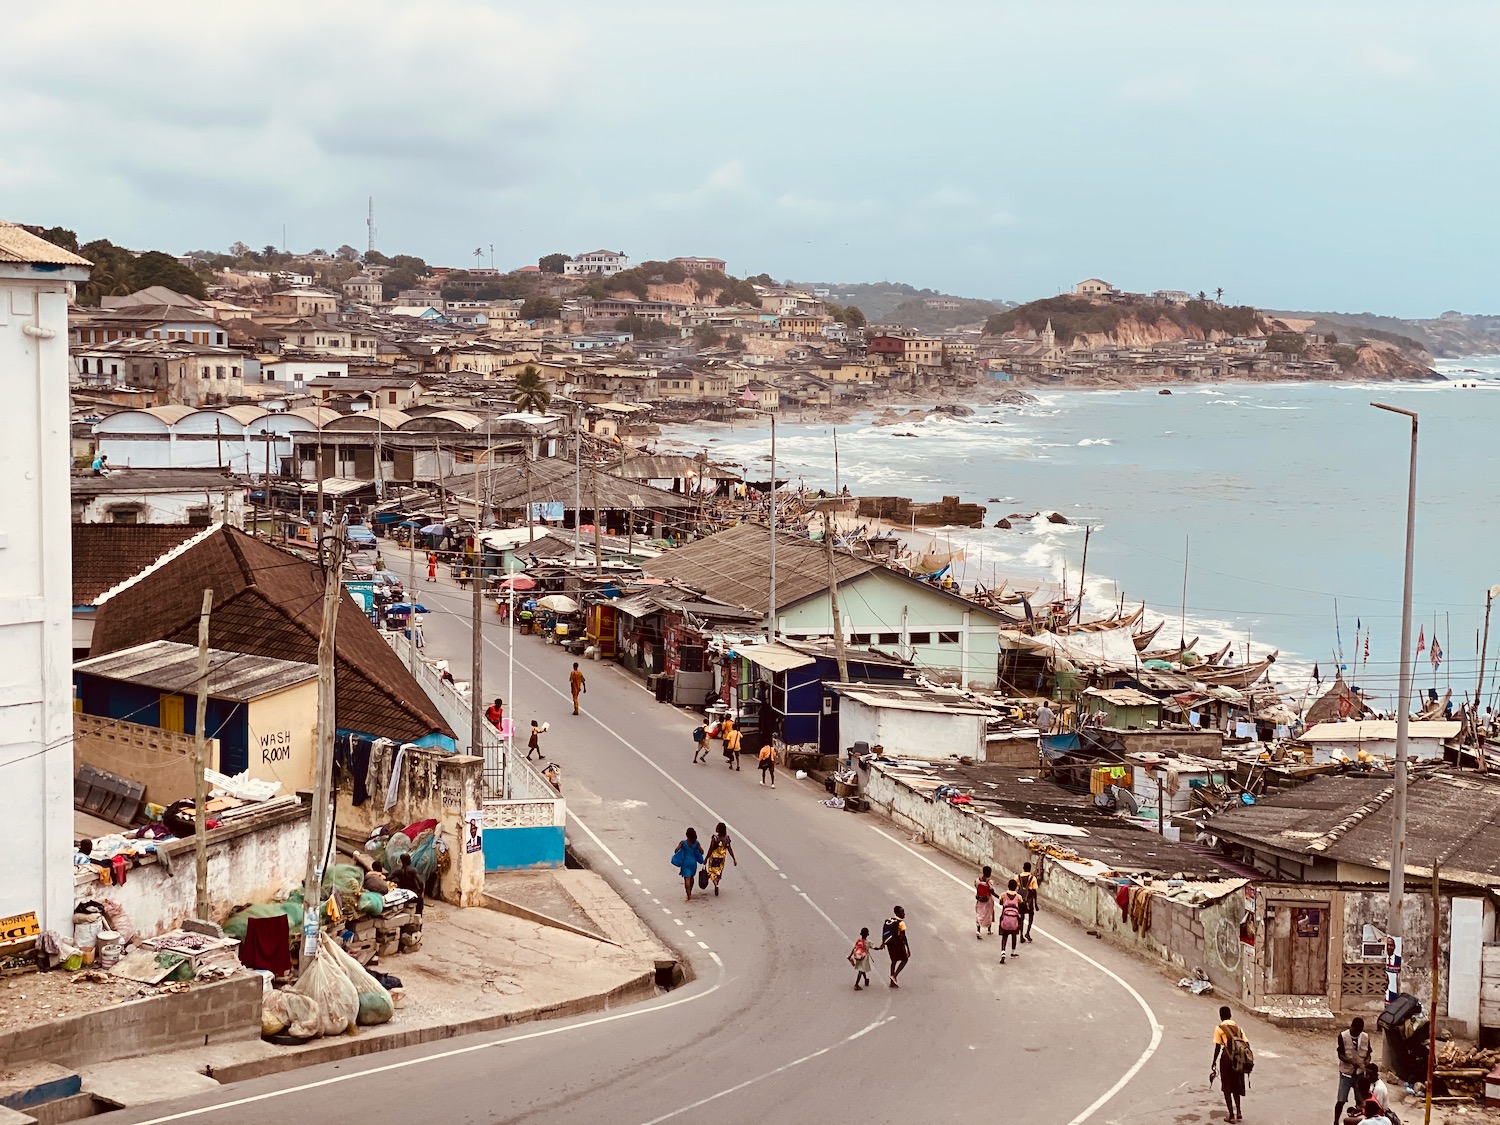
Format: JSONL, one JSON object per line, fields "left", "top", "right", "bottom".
{"left": 288, "top": 936, "right": 358, "bottom": 1036}
{"left": 323, "top": 933, "right": 394, "bottom": 1026}
{"left": 99, "top": 898, "right": 137, "bottom": 945}
{"left": 224, "top": 901, "right": 305, "bottom": 941}
{"left": 322, "top": 864, "right": 365, "bottom": 894}
{"left": 409, "top": 828, "right": 438, "bottom": 885}
{"left": 262, "top": 989, "right": 321, "bottom": 1040}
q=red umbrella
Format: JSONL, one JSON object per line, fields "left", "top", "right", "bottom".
{"left": 498, "top": 576, "right": 537, "bottom": 591}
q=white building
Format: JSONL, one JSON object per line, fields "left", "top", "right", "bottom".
{"left": 71, "top": 468, "right": 245, "bottom": 526}
{"left": 0, "top": 221, "right": 92, "bottom": 933}
{"left": 564, "top": 250, "right": 630, "bottom": 277}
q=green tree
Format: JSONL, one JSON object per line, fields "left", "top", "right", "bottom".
{"left": 693, "top": 324, "right": 723, "bottom": 348}
{"left": 520, "top": 295, "right": 562, "bottom": 320}
{"left": 615, "top": 316, "right": 671, "bottom": 341}
{"left": 1264, "top": 332, "right": 1307, "bottom": 355}
{"left": 511, "top": 365, "right": 551, "bottom": 413}
{"left": 539, "top": 253, "right": 571, "bottom": 274}
{"left": 229, "top": 241, "right": 252, "bottom": 259}
{"left": 22, "top": 225, "right": 80, "bottom": 252}
{"left": 726, "top": 334, "right": 746, "bottom": 352}
{"left": 262, "top": 244, "right": 279, "bottom": 261}
{"left": 364, "top": 250, "right": 390, "bottom": 266}
{"left": 129, "top": 250, "right": 208, "bottom": 298}
{"left": 1331, "top": 345, "right": 1359, "bottom": 368}
{"left": 336, "top": 245, "right": 360, "bottom": 261}
{"left": 843, "top": 305, "right": 866, "bottom": 329}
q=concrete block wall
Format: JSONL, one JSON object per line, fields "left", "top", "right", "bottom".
{"left": 73, "top": 714, "right": 214, "bottom": 807}
{"left": 75, "top": 803, "right": 309, "bottom": 939}
{"left": 0, "top": 973, "right": 262, "bottom": 1069}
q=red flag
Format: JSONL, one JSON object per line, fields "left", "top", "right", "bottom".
{"left": 1416, "top": 626, "right": 1426, "bottom": 656}
{"left": 1363, "top": 631, "right": 1370, "bottom": 660}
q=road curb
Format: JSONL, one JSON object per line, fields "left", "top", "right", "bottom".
{"left": 206, "top": 969, "right": 660, "bottom": 1085}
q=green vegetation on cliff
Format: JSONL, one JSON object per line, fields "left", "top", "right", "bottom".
{"left": 984, "top": 295, "right": 1262, "bottom": 343}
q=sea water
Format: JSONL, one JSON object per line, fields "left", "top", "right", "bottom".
{"left": 663, "top": 357, "right": 1500, "bottom": 705}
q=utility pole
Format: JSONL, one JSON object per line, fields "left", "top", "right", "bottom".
{"left": 1475, "top": 585, "right": 1498, "bottom": 766}
{"left": 406, "top": 518, "right": 418, "bottom": 673}
{"left": 300, "top": 532, "right": 344, "bottom": 970}
{"left": 768, "top": 414, "right": 777, "bottom": 640}
{"left": 592, "top": 468, "right": 603, "bottom": 577}
{"left": 192, "top": 589, "right": 213, "bottom": 921}
{"left": 472, "top": 446, "right": 484, "bottom": 758}
{"left": 524, "top": 452, "right": 535, "bottom": 545}
{"left": 1373, "top": 402, "right": 1418, "bottom": 994}
{"left": 574, "top": 410, "right": 582, "bottom": 561}
{"left": 1425, "top": 861, "right": 1441, "bottom": 1125}
{"left": 822, "top": 508, "right": 849, "bottom": 683}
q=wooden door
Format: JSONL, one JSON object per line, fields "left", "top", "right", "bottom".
{"left": 1290, "top": 906, "right": 1329, "bottom": 995}
{"left": 1268, "top": 904, "right": 1293, "bottom": 994}
{"left": 1480, "top": 943, "right": 1500, "bottom": 1029}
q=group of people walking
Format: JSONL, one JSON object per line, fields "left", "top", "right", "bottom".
{"left": 691, "top": 718, "right": 777, "bottom": 788}
{"left": 973, "top": 863, "right": 1038, "bottom": 963}
{"left": 670, "top": 823, "right": 738, "bottom": 902}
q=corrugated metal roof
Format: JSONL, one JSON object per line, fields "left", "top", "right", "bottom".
{"left": 1300, "top": 720, "right": 1460, "bottom": 742}
{"left": 75, "top": 639, "right": 316, "bottom": 700}
{"left": 0, "top": 221, "right": 92, "bottom": 267}
{"left": 739, "top": 643, "right": 815, "bottom": 672}
{"left": 1083, "top": 687, "right": 1162, "bottom": 708}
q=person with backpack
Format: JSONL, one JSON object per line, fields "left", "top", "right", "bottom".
{"left": 848, "top": 927, "right": 873, "bottom": 991}
{"left": 757, "top": 742, "right": 776, "bottom": 788}
{"left": 1335, "top": 1017, "right": 1374, "bottom": 1125}
{"left": 974, "top": 865, "right": 997, "bottom": 938}
{"left": 670, "top": 827, "right": 705, "bottom": 903}
{"left": 691, "top": 724, "right": 709, "bottom": 764}
{"left": 875, "top": 905, "right": 910, "bottom": 987}
{"left": 996, "top": 878, "right": 1024, "bottom": 963}
{"left": 1018, "top": 861, "right": 1040, "bottom": 942}
{"left": 724, "top": 723, "right": 743, "bottom": 771}
{"left": 1211, "top": 1004, "right": 1252, "bottom": 1123}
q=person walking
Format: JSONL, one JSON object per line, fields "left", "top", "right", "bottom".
{"left": 757, "top": 742, "right": 776, "bottom": 787}
{"left": 426, "top": 551, "right": 437, "bottom": 582}
{"left": 526, "top": 719, "right": 546, "bottom": 761}
{"left": 569, "top": 662, "right": 586, "bottom": 715}
{"left": 974, "top": 865, "right": 997, "bottom": 938}
{"left": 1211, "top": 1005, "right": 1251, "bottom": 1123}
{"left": 1018, "top": 860, "right": 1040, "bottom": 942}
{"left": 670, "top": 827, "right": 705, "bottom": 903}
{"left": 848, "top": 927, "right": 873, "bottom": 990}
{"left": 1035, "top": 699, "right": 1055, "bottom": 734}
{"left": 691, "top": 722, "right": 709, "bottom": 764}
{"left": 1335, "top": 1017, "right": 1374, "bottom": 1125}
{"left": 485, "top": 698, "right": 504, "bottom": 729}
{"left": 724, "top": 723, "right": 743, "bottom": 771}
{"left": 704, "top": 822, "right": 737, "bottom": 895}
{"left": 997, "top": 878, "right": 1024, "bottom": 963}
{"left": 876, "top": 905, "right": 910, "bottom": 987}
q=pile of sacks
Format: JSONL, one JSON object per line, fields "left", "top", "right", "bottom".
{"left": 261, "top": 932, "right": 394, "bottom": 1041}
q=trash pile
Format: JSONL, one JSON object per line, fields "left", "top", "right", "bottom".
{"left": 260, "top": 932, "right": 400, "bottom": 1043}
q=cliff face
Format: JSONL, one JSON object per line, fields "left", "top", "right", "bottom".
{"left": 644, "top": 281, "right": 702, "bottom": 305}
{"left": 1345, "top": 340, "right": 1439, "bottom": 380}
{"left": 1064, "top": 316, "right": 1243, "bottom": 350}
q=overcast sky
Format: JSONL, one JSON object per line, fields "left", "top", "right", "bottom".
{"left": 5, "top": 1, "right": 1494, "bottom": 315}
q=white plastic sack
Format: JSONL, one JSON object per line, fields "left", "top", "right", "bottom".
{"left": 288, "top": 934, "right": 358, "bottom": 1036}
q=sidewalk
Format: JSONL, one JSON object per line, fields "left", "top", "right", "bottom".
{"left": 41, "top": 873, "right": 675, "bottom": 1114}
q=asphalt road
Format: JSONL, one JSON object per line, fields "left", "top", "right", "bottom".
{"left": 111, "top": 554, "right": 1331, "bottom": 1125}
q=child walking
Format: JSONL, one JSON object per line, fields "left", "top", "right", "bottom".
{"left": 848, "top": 927, "right": 873, "bottom": 990}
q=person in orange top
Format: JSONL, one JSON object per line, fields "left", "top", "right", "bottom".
{"left": 568, "top": 663, "right": 586, "bottom": 715}
{"left": 723, "top": 724, "right": 743, "bottom": 771}
{"left": 757, "top": 742, "right": 776, "bottom": 788}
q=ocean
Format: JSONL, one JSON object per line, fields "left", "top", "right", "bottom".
{"left": 660, "top": 357, "right": 1500, "bottom": 707}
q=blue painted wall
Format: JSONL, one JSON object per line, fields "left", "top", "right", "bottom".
{"left": 482, "top": 825, "right": 565, "bottom": 870}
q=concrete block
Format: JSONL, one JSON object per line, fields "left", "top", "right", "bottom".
{"left": 80, "top": 1059, "right": 220, "bottom": 1109}
{"left": 181, "top": 920, "right": 224, "bottom": 939}
{"left": 0, "top": 1064, "right": 80, "bottom": 1112}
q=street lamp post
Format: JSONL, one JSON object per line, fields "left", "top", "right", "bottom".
{"left": 1372, "top": 402, "right": 1418, "bottom": 996}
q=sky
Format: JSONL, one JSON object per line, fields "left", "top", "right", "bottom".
{"left": 4, "top": 1, "right": 1496, "bottom": 316}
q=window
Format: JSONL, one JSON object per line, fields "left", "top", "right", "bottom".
{"left": 878, "top": 632, "right": 899, "bottom": 646}
{"left": 937, "top": 631, "right": 960, "bottom": 645}
{"left": 908, "top": 632, "right": 932, "bottom": 645}
{"left": 110, "top": 509, "right": 140, "bottom": 525}
{"left": 327, "top": 370, "right": 339, "bottom": 378}
{"left": 201, "top": 365, "right": 210, "bottom": 377}
{"left": 850, "top": 633, "right": 872, "bottom": 645}
{"left": 388, "top": 391, "right": 397, "bottom": 404}
{"left": 216, "top": 366, "right": 226, "bottom": 379}
{"left": 216, "top": 333, "right": 225, "bottom": 345}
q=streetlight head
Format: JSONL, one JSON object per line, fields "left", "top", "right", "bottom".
{"left": 1370, "top": 402, "right": 1419, "bottom": 421}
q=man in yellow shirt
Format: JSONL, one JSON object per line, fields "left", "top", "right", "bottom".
{"left": 1210, "top": 1005, "right": 1249, "bottom": 1123}
{"left": 724, "top": 724, "right": 743, "bottom": 771}
{"left": 568, "top": 663, "right": 586, "bottom": 715}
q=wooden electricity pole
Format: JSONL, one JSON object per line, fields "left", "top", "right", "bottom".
{"left": 592, "top": 468, "right": 603, "bottom": 578}
{"left": 192, "top": 589, "right": 213, "bottom": 921}
{"left": 822, "top": 508, "right": 849, "bottom": 684}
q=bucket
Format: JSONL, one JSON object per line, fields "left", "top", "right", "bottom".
{"left": 96, "top": 929, "right": 122, "bottom": 967}
{"left": 74, "top": 918, "right": 102, "bottom": 951}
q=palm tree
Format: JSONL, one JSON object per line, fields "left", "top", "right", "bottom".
{"left": 512, "top": 365, "right": 551, "bottom": 414}
{"left": 1215, "top": 287, "right": 1224, "bottom": 303}
{"left": 1196, "top": 290, "right": 1207, "bottom": 302}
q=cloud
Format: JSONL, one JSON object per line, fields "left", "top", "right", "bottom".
{"left": 1358, "top": 43, "right": 1422, "bottom": 78}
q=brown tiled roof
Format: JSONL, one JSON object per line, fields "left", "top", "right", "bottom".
{"left": 73, "top": 524, "right": 201, "bottom": 603}
{"left": 90, "top": 526, "right": 453, "bottom": 744}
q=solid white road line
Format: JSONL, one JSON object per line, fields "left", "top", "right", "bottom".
{"left": 129, "top": 970, "right": 727, "bottom": 1125}
{"left": 866, "top": 825, "right": 1164, "bottom": 1125}
{"left": 798, "top": 891, "right": 848, "bottom": 942}
{"left": 567, "top": 808, "right": 624, "bottom": 866}
{"left": 637, "top": 1010, "right": 895, "bottom": 1125}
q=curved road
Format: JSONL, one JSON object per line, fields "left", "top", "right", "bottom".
{"left": 111, "top": 560, "right": 1324, "bottom": 1125}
